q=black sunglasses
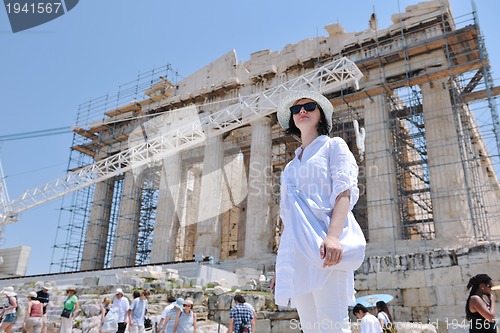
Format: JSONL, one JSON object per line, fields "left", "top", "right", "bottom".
{"left": 290, "top": 102, "right": 318, "bottom": 114}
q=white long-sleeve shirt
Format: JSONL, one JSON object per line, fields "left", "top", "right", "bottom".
{"left": 275, "top": 135, "right": 365, "bottom": 306}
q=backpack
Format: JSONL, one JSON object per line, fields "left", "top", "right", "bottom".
{"left": 101, "top": 307, "right": 119, "bottom": 332}
{"left": 239, "top": 319, "right": 249, "bottom": 333}
{"left": 144, "top": 317, "right": 153, "bottom": 332}
{"left": 10, "top": 296, "right": 23, "bottom": 318}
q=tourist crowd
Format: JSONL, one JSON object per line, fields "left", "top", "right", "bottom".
{"left": 0, "top": 285, "right": 258, "bottom": 333}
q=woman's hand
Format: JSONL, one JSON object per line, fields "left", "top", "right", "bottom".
{"left": 320, "top": 235, "right": 343, "bottom": 267}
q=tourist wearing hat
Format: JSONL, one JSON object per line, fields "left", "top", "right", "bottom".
{"left": 0, "top": 286, "right": 18, "bottom": 333}
{"left": 23, "top": 291, "right": 43, "bottom": 333}
{"left": 159, "top": 297, "right": 184, "bottom": 333}
{"left": 173, "top": 299, "right": 197, "bottom": 333}
{"left": 158, "top": 296, "right": 177, "bottom": 332}
{"left": 270, "top": 90, "right": 366, "bottom": 333}
{"left": 59, "top": 287, "right": 78, "bottom": 333}
{"left": 113, "top": 288, "right": 130, "bottom": 333}
{"left": 36, "top": 283, "right": 52, "bottom": 333}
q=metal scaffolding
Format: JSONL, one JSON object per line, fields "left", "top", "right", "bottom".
{"left": 50, "top": 65, "right": 178, "bottom": 272}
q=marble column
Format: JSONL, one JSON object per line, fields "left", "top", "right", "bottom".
{"left": 237, "top": 149, "right": 251, "bottom": 257}
{"left": 194, "top": 136, "right": 224, "bottom": 260}
{"left": 244, "top": 117, "right": 273, "bottom": 258}
{"left": 180, "top": 167, "right": 201, "bottom": 260}
{"left": 421, "top": 79, "right": 472, "bottom": 242}
{"left": 150, "top": 153, "right": 182, "bottom": 263}
{"left": 364, "top": 94, "right": 401, "bottom": 243}
{"left": 80, "top": 178, "right": 115, "bottom": 270}
{"left": 111, "top": 169, "right": 143, "bottom": 267}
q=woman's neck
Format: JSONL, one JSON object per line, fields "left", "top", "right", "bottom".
{"left": 300, "top": 131, "right": 320, "bottom": 149}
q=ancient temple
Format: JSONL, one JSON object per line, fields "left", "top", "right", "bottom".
{"left": 51, "top": 2, "right": 500, "bottom": 324}
{"left": 59, "top": 0, "right": 500, "bottom": 271}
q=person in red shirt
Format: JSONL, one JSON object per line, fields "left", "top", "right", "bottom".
{"left": 23, "top": 291, "right": 43, "bottom": 333}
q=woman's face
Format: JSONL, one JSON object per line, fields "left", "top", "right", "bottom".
{"left": 291, "top": 98, "right": 321, "bottom": 134}
{"left": 482, "top": 281, "right": 493, "bottom": 295}
{"left": 183, "top": 304, "right": 191, "bottom": 312}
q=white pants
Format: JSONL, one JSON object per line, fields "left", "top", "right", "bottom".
{"left": 129, "top": 323, "right": 145, "bottom": 333}
{"left": 59, "top": 317, "right": 73, "bottom": 333}
{"left": 41, "top": 314, "right": 47, "bottom": 333}
{"left": 294, "top": 270, "right": 352, "bottom": 333}
{"left": 26, "top": 317, "right": 43, "bottom": 333}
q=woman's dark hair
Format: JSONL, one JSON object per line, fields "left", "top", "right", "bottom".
{"left": 133, "top": 290, "right": 141, "bottom": 299}
{"left": 376, "top": 301, "right": 393, "bottom": 323}
{"left": 286, "top": 102, "right": 329, "bottom": 137}
{"left": 465, "top": 274, "right": 493, "bottom": 320}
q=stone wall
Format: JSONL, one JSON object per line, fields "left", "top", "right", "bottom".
{"left": 355, "top": 242, "right": 500, "bottom": 333}
{"left": 0, "top": 265, "right": 299, "bottom": 333}
{"left": 1, "top": 243, "right": 499, "bottom": 333}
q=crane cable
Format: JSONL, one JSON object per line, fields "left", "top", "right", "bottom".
{"left": 0, "top": 126, "right": 71, "bottom": 142}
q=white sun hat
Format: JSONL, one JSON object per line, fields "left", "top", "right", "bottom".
{"left": 1, "top": 286, "right": 16, "bottom": 297}
{"left": 277, "top": 90, "right": 334, "bottom": 132}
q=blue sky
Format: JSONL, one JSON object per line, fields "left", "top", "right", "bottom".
{"left": 1, "top": 0, "right": 499, "bottom": 275}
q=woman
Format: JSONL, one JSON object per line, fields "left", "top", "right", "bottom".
{"left": 271, "top": 90, "right": 366, "bottom": 333}
{"left": 173, "top": 299, "right": 197, "bottom": 333}
{"left": 100, "top": 297, "right": 115, "bottom": 333}
{"left": 466, "top": 274, "right": 496, "bottom": 333}
{"left": 0, "top": 287, "right": 18, "bottom": 333}
{"left": 59, "top": 287, "right": 79, "bottom": 333}
{"left": 23, "top": 291, "right": 43, "bottom": 333}
{"left": 162, "top": 298, "right": 183, "bottom": 333}
{"left": 376, "top": 301, "right": 395, "bottom": 333}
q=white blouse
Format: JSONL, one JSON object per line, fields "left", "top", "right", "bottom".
{"left": 378, "top": 311, "right": 390, "bottom": 325}
{"left": 275, "top": 135, "right": 365, "bottom": 306}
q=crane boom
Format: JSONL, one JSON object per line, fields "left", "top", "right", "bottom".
{"left": 0, "top": 159, "right": 17, "bottom": 238}
{"left": 1, "top": 57, "right": 363, "bottom": 222}
{"left": 0, "top": 160, "right": 11, "bottom": 218}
